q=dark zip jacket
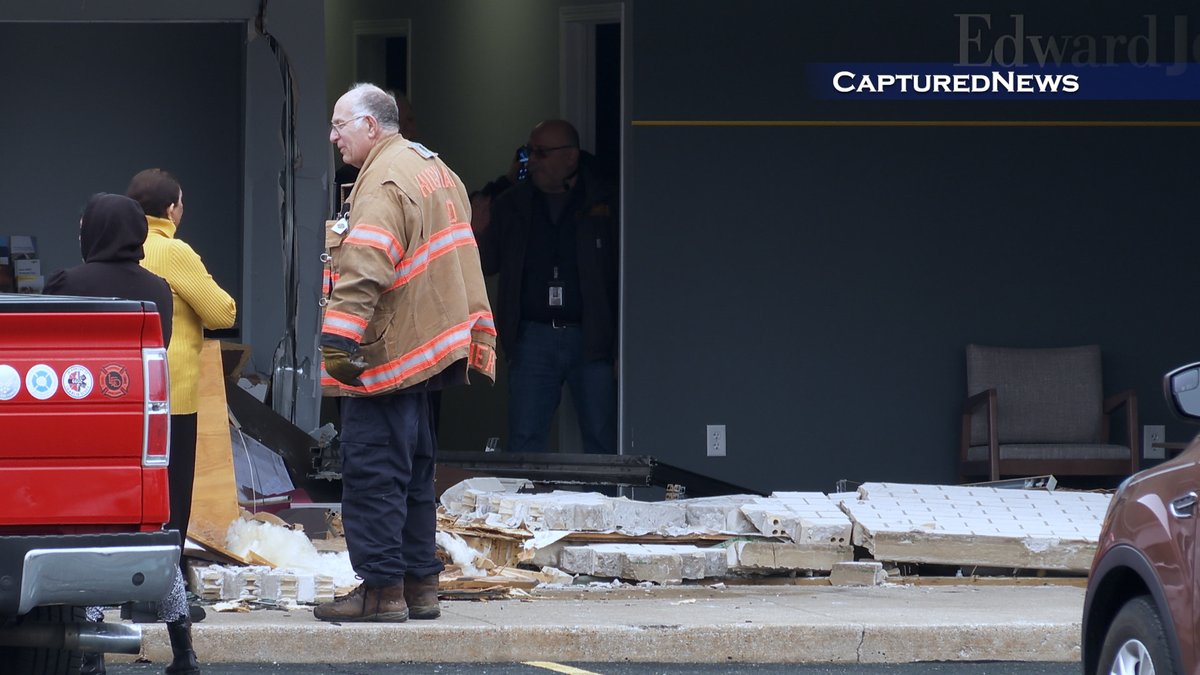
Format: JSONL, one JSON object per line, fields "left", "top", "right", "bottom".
{"left": 479, "top": 162, "right": 618, "bottom": 362}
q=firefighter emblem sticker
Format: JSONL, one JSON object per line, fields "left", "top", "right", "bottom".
{"left": 100, "top": 364, "right": 130, "bottom": 399}
{"left": 0, "top": 364, "right": 19, "bottom": 401}
{"left": 26, "top": 364, "right": 58, "bottom": 400}
{"left": 62, "top": 365, "right": 94, "bottom": 399}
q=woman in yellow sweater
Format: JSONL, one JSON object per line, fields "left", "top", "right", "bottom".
{"left": 126, "top": 168, "right": 235, "bottom": 674}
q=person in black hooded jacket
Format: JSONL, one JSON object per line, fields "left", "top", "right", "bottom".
{"left": 45, "top": 193, "right": 174, "bottom": 347}
{"left": 45, "top": 193, "right": 200, "bottom": 675}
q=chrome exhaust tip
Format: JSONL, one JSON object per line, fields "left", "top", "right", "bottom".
{"left": 0, "top": 621, "right": 141, "bottom": 654}
{"left": 74, "top": 621, "right": 142, "bottom": 654}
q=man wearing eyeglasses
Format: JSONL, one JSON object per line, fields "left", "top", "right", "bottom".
{"left": 317, "top": 83, "right": 497, "bottom": 623}
{"left": 474, "top": 119, "right": 619, "bottom": 456}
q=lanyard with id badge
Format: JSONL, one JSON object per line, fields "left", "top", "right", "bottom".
{"left": 332, "top": 204, "right": 350, "bottom": 235}
{"left": 549, "top": 266, "right": 564, "bottom": 307}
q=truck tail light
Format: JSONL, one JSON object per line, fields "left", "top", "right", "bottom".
{"left": 143, "top": 347, "right": 171, "bottom": 467}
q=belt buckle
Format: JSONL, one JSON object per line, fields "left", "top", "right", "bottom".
{"left": 551, "top": 319, "right": 571, "bottom": 329}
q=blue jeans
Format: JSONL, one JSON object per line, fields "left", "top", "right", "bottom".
{"left": 339, "top": 391, "right": 443, "bottom": 585}
{"left": 508, "top": 320, "right": 617, "bottom": 454}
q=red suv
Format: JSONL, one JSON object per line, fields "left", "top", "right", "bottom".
{"left": 1082, "top": 362, "right": 1200, "bottom": 674}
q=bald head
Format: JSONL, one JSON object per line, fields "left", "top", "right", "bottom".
{"left": 347, "top": 83, "right": 400, "bottom": 132}
{"left": 330, "top": 82, "right": 400, "bottom": 167}
{"left": 527, "top": 120, "right": 580, "bottom": 194}
{"left": 532, "top": 120, "right": 579, "bottom": 148}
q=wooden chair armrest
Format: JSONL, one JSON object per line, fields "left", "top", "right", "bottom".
{"left": 964, "top": 389, "right": 996, "bottom": 415}
{"left": 1103, "top": 389, "right": 1137, "bottom": 414}
{"left": 961, "top": 389, "right": 1000, "bottom": 480}
{"left": 1102, "top": 389, "right": 1140, "bottom": 474}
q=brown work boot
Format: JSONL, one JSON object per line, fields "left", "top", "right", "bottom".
{"left": 313, "top": 581, "right": 408, "bottom": 623}
{"left": 403, "top": 573, "right": 441, "bottom": 620}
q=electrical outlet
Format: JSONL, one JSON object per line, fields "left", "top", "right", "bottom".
{"left": 1144, "top": 425, "right": 1166, "bottom": 460}
{"left": 707, "top": 424, "right": 726, "bottom": 457}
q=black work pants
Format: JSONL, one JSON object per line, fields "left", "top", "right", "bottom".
{"left": 167, "top": 413, "right": 197, "bottom": 542}
{"left": 339, "top": 390, "right": 443, "bottom": 586}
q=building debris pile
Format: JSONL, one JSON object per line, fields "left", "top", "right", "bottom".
{"left": 183, "top": 341, "right": 1114, "bottom": 611}
{"left": 185, "top": 477, "right": 1109, "bottom": 610}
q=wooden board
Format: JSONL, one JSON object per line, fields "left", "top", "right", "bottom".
{"left": 189, "top": 340, "right": 241, "bottom": 554}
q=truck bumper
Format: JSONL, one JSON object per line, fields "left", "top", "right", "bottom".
{"left": 0, "top": 531, "right": 180, "bottom": 615}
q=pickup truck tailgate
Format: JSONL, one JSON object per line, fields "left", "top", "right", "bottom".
{"left": 0, "top": 299, "right": 166, "bottom": 528}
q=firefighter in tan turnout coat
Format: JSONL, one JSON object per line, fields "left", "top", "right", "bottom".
{"left": 317, "top": 83, "right": 496, "bottom": 623}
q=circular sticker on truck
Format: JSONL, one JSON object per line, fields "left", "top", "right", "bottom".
{"left": 62, "top": 365, "right": 94, "bottom": 399}
{"left": 100, "top": 364, "right": 130, "bottom": 398}
{"left": 0, "top": 365, "right": 19, "bottom": 400}
{"left": 26, "top": 364, "right": 58, "bottom": 400}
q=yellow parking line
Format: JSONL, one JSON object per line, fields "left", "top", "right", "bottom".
{"left": 522, "top": 661, "right": 604, "bottom": 675}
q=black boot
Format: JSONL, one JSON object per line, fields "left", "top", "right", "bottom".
{"left": 165, "top": 617, "right": 200, "bottom": 674}
{"left": 80, "top": 652, "right": 106, "bottom": 675}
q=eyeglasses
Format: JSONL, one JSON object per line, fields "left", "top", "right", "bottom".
{"left": 525, "top": 144, "right": 576, "bottom": 159}
{"left": 330, "top": 116, "right": 366, "bottom": 133}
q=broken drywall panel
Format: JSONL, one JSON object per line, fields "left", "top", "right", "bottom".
{"left": 188, "top": 565, "right": 225, "bottom": 601}
{"left": 593, "top": 544, "right": 632, "bottom": 578}
{"left": 185, "top": 564, "right": 271, "bottom": 601}
{"left": 557, "top": 544, "right": 725, "bottom": 582}
{"left": 559, "top": 546, "right": 597, "bottom": 574}
{"left": 440, "top": 477, "right": 525, "bottom": 513}
{"left": 742, "top": 493, "right": 852, "bottom": 545}
{"left": 652, "top": 543, "right": 728, "bottom": 578}
{"left": 726, "top": 540, "right": 852, "bottom": 573}
{"left": 610, "top": 497, "right": 688, "bottom": 535}
{"left": 830, "top": 561, "right": 887, "bottom": 586}
{"left": 681, "top": 495, "right": 760, "bottom": 534}
{"left": 441, "top": 482, "right": 717, "bottom": 535}
{"left": 621, "top": 550, "right": 684, "bottom": 584}
{"left": 257, "top": 570, "right": 335, "bottom": 604}
{"left": 840, "top": 482, "right": 1110, "bottom": 572}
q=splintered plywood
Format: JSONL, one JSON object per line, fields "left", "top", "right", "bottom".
{"left": 839, "top": 482, "right": 1111, "bottom": 572}
{"left": 190, "top": 340, "right": 240, "bottom": 553}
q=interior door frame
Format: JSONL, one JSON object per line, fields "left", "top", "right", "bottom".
{"left": 352, "top": 18, "right": 412, "bottom": 98}
{"left": 559, "top": 3, "right": 622, "bottom": 154}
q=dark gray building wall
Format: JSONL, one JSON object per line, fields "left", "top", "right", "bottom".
{"left": 624, "top": 1, "right": 1200, "bottom": 493}
{"left": 0, "top": 22, "right": 242, "bottom": 300}
{"left": 0, "top": 1, "right": 329, "bottom": 434}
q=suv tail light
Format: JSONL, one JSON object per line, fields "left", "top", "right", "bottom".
{"left": 143, "top": 347, "right": 171, "bottom": 467}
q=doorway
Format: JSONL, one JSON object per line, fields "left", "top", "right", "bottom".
{"left": 558, "top": 4, "right": 623, "bottom": 453}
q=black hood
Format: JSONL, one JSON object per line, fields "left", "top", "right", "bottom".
{"left": 80, "top": 193, "right": 148, "bottom": 263}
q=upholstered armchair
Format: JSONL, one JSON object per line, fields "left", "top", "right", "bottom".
{"left": 960, "top": 344, "right": 1139, "bottom": 482}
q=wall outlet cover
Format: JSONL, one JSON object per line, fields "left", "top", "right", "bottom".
{"left": 1144, "top": 425, "right": 1166, "bottom": 460}
{"left": 707, "top": 424, "right": 726, "bottom": 457}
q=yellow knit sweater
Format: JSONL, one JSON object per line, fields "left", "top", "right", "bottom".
{"left": 140, "top": 216, "right": 237, "bottom": 414}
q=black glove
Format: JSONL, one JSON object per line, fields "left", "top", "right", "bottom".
{"left": 321, "top": 345, "right": 367, "bottom": 386}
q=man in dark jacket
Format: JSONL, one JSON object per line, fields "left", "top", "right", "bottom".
{"left": 45, "top": 193, "right": 173, "bottom": 347}
{"left": 474, "top": 119, "right": 618, "bottom": 454}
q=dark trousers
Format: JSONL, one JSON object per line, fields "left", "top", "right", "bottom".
{"left": 507, "top": 321, "right": 617, "bottom": 454}
{"left": 167, "top": 414, "right": 197, "bottom": 543}
{"left": 339, "top": 391, "right": 443, "bottom": 586}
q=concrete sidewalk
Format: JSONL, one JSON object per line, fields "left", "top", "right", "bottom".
{"left": 110, "top": 582, "right": 1084, "bottom": 665}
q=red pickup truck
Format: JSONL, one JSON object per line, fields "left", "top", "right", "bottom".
{"left": 0, "top": 294, "right": 180, "bottom": 673}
